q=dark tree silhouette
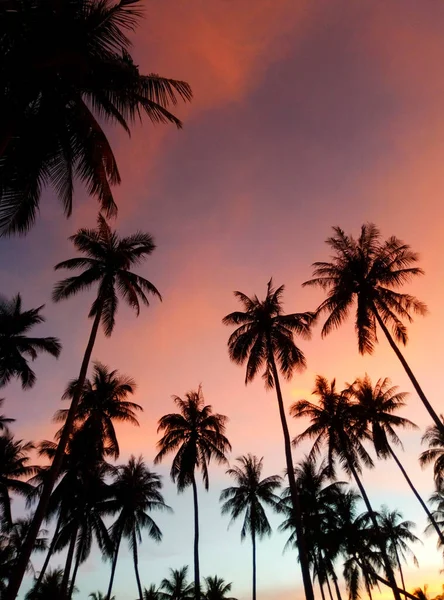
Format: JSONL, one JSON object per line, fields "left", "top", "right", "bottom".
{"left": 223, "top": 279, "right": 315, "bottom": 600}
{"left": 420, "top": 417, "right": 444, "bottom": 487}
{"left": 0, "top": 434, "right": 35, "bottom": 527}
{"left": 220, "top": 454, "right": 281, "bottom": 600}
{"left": 0, "top": 294, "right": 61, "bottom": 389}
{"left": 0, "top": 399, "right": 14, "bottom": 432}
{"left": 9, "top": 214, "right": 161, "bottom": 600}
{"left": 155, "top": 387, "right": 231, "bottom": 600}
{"left": 0, "top": 0, "right": 192, "bottom": 235}
{"left": 203, "top": 576, "right": 238, "bottom": 600}
{"left": 159, "top": 567, "right": 194, "bottom": 600}
{"left": 304, "top": 224, "right": 440, "bottom": 433}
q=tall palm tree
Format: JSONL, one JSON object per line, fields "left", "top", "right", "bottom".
{"left": 105, "top": 456, "right": 169, "bottom": 600}
{"left": 155, "top": 387, "right": 231, "bottom": 600}
{"left": 0, "top": 434, "right": 35, "bottom": 527}
{"left": 10, "top": 214, "right": 161, "bottom": 599}
{"left": 291, "top": 376, "right": 402, "bottom": 600}
{"left": 0, "top": 294, "right": 61, "bottom": 389}
{"left": 54, "top": 361, "right": 142, "bottom": 459}
{"left": 0, "top": 399, "right": 14, "bottom": 432}
{"left": 350, "top": 375, "right": 444, "bottom": 544}
{"left": 303, "top": 223, "right": 440, "bottom": 433}
{"left": 222, "top": 279, "right": 315, "bottom": 600}
{"left": 0, "top": 0, "right": 192, "bottom": 236}
{"left": 159, "top": 567, "right": 194, "bottom": 600}
{"left": 203, "top": 576, "right": 237, "bottom": 600}
{"left": 420, "top": 417, "right": 444, "bottom": 486}
{"left": 220, "top": 454, "right": 281, "bottom": 600}
{"left": 377, "top": 507, "right": 420, "bottom": 592}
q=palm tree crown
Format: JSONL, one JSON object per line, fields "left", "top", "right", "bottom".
{"left": 0, "top": 294, "right": 61, "bottom": 389}
{"left": 159, "top": 567, "right": 194, "bottom": 600}
{"left": 203, "top": 576, "right": 237, "bottom": 600}
{"left": 420, "top": 418, "right": 444, "bottom": 486}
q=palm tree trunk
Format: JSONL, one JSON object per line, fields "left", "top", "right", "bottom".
{"left": 374, "top": 309, "right": 444, "bottom": 435}
{"left": 343, "top": 452, "right": 401, "bottom": 600}
{"left": 68, "top": 533, "right": 84, "bottom": 599}
{"left": 191, "top": 473, "right": 201, "bottom": 600}
{"left": 361, "top": 567, "right": 418, "bottom": 600}
{"left": 331, "top": 570, "right": 343, "bottom": 600}
{"left": 61, "top": 523, "right": 78, "bottom": 599}
{"left": 251, "top": 528, "right": 257, "bottom": 600}
{"left": 7, "top": 301, "right": 104, "bottom": 600}
{"left": 325, "top": 574, "right": 334, "bottom": 600}
{"left": 34, "top": 513, "right": 62, "bottom": 592}
{"left": 267, "top": 346, "right": 315, "bottom": 600}
{"left": 107, "top": 526, "right": 123, "bottom": 600}
{"left": 388, "top": 445, "right": 444, "bottom": 545}
{"left": 132, "top": 530, "right": 143, "bottom": 600}
{"left": 313, "top": 555, "right": 326, "bottom": 600}
{"left": 393, "top": 544, "right": 406, "bottom": 592}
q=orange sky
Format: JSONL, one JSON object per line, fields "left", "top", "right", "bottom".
{"left": 2, "top": 1, "right": 444, "bottom": 598}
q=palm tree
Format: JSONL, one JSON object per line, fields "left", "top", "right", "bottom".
{"left": 350, "top": 375, "right": 444, "bottom": 544}
{"left": 222, "top": 279, "right": 315, "bottom": 600}
{"left": 377, "top": 507, "right": 420, "bottom": 592}
{"left": 105, "top": 456, "right": 169, "bottom": 600}
{"left": 54, "top": 361, "right": 142, "bottom": 458}
{"left": 90, "top": 593, "right": 115, "bottom": 600}
{"left": 0, "top": 0, "right": 192, "bottom": 236}
{"left": 420, "top": 417, "right": 444, "bottom": 486}
{"left": 25, "top": 568, "right": 77, "bottom": 600}
{"left": 0, "top": 434, "right": 35, "bottom": 527}
{"left": 155, "top": 387, "right": 231, "bottom": 600}
{"left": 141, "top": 584, "right": 162, "bottom": 600}
{"left": 0, "top": 399, "right": 14, "bottom": 432}
{"left": 203, "top": 576, "right": 237, "bottom": 600}
{"left": 291, "top": 376, "right": 402, "bottom": 600}
{"left": 220, "top": 454, "right": 281, "bottom": 600}
{"left": 304, "top": 224, "right": 440, "bottom": 433}
{"left": 426, "top": 483, "right": 444, "bottom": 550}
{"left": 10, "top": 214, "right": 161, "bottom": 599}
{"left": 159, "top": 567, "right": 194, "bottom": 600}
{"left": 0, "top": 294, "right": 61, "bottom": 389}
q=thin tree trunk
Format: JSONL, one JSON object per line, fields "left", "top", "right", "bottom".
{"left": 34, "top": 513, "right": 62, "bottom": 592}
{"left": 107, "top": 526, "right": 123, "bottom": 600}
{"left": 61, "top": 523, "right": 78, "bottom": 599}
{"left": 191, "top": 474, "right": 200, "bottom": 600}
{"left": 325, "top": 573, "right": 334, "bottom": 600}
{"left": 267, "top": 346, "right": 315, "bottom": 600}
{"left": 344, "top": 453, "right": 401, "bottom": 600}
{"left": 331, "top": 570, "right": 343, "bottom": 600}
{"left": 374, "top": 309, "right": 444, "bottom": 435}
{"left": 388, "top": 445, "right": 444, "bottom": 544}
{"left": 132, "top": 530, "right": 143, "bottom": 600}
{"left": 7, "top": 302, "right": 104, "bottom": 600}
{"left": 313, "top": 555, "right": 326, "bottom": 600}
{"left": 361, "top": 568, "right": 418, "bottom": 600}
{"left": 393, "top": 544, "right": 406, "bottom": 592}
{"left": 68, "top": 532, "right": 84, "bottom": 599}
{"left": 252, "top": 528, "right": 256, "bottom": 600}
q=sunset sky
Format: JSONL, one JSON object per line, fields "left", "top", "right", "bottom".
{"left": 2, "top": 1, "right": 444, "bottom": 598}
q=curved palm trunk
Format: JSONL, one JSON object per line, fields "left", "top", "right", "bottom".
{"left": 7, "top": 302, "right": 104, "bottom": 600}
{"left": 362, "top": 568, "right": 418, "bottom": 600}
{"left": 374, "top": 310, "right": 444, "bottom": 435}
{"left": 191, "top": 473, "right": 201, "bottom": 600}
{"left": 393, "top": 544, "right": 405, "bottom": 592}
{"left": 268, "top": 347, "right": 315, "bottom": 600}
{"left": 34, "top": 513, "right": 62, "bottom": 592}
{"left": 388, "top": 445, "right": 444, "bottom": 545}
{"left": 251, "top": 528, "right": 257, "bottom": 600}
{"left": 68, "top": 532, "right": 85, "bottom": 599}
{"left": 132, "top": 530, "right": 143, "bottom": 600}
{"left": 61, "top": 523, "right": 79, "bottom": 599}
{"left": 343, "top": 451, "right": 401, "bottom": 600}
{"left": 107, "top": 526, "right": 124, "bottom": 600}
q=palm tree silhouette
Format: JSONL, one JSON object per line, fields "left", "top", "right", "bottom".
{"left": 0, "top": 0, "right": 192, "bottom": 235}
{"left": 54, "top": 362, "right": 142, "bottom": 459}
{"left": 350, "top": 375, "right": 444, "bottom": 545}
{"left": 420, "top": 417, "right": 444, "bottom": 486}
{"left": 0, "top": 294, "right": 61, "bottom": 389}
{"left": 0, "top": 434, "right": 35, "bottom": 527}
{"left": 0, "top": 399, "right": 14, "bottom": 432}
{"left": 155, "top": 387, "right": 230, "bottom": 600}
{"left": 159, "top": 567, "right": 194, "bottom": 600}
{"left": 304, "top": 224, "right": 441, "bottom": 433}
{"left": 203, "top": 576, "right": 237, "bottom": 600}
{"left": 141, "top": 584, "right": 162, "bottom": 600}
{"left": 291, "top": 376, "right": 402, "bottom": 600}
{"left": 10, "top": 214, "right": 161, "bottom": 598}
{"left": 220, "top": 454, "right": 280, "bottom": 600}
{"left": 89, "top": 593, "right": 115, "bottom": 600}
{"left": 105, "top": 456, "right": 169, "bottom": 600}
{"left": 223, "top": 279, "right": 315, "bottom": 600}
{"left": 25, "top": 568, "right": 77, "bottom": 600}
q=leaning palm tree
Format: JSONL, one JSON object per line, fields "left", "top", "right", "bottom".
{"left": 0, "top": 294, "right": 61, "bottom": 389}
{"left": 0, "top": 0, "right": 192, "bottom": 236}
{"left": 159, "top": 567, "right": 194, "bottom": 600}
{"left": 155, "top": 387, "right": 231, "bottom": 600}
{"left": 304, "top": 224, "right": 440, "bottom": 433}
{"left": 291, "top": 376, "right": 402, "bottom": 600}
{"left": 11, "top": 214, "right": 161, "bottom": 598}
{"left": 54, "top": 361, "right": 142, "bottom": 459}
{"left": 220, "top": 454, "right": 281, "bottom": 600}
{"left": 0, "top": 434, "right": 36, "bottom": 527}
{"left": 105, "top": 456, "right": 169, "bottom": 600}
{"left": 350, "top": 375, "right": 444, "bottom": 545}
{"left": 222, "top": 279, "right": 315, "bottom": 600}
{"left": 203, "top": 576, "right": 237, "bottom": 600}
{"left": 420, "top": 417, "right": 444, "bottom": 487}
